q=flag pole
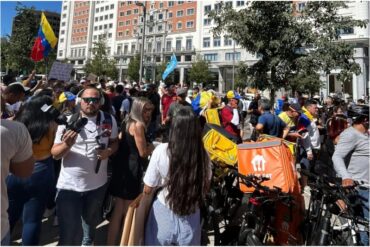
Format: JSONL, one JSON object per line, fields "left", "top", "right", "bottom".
{"left": 45, "top": 57, "right": 48, "bottom": 83}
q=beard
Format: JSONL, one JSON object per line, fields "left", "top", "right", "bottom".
{"left": 81, "top": 106, "right": 99, "bottom": 117}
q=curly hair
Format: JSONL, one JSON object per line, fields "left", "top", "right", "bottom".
{"left": 166, "top": 107, "right": 210, "bottom": 216}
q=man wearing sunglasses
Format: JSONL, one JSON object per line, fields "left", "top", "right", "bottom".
{"left": 51, "top": 86, "right": 118, "bottom": 246}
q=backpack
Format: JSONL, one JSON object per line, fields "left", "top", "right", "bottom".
{"left": 204, "top": 108, "right": 222, "bottom": 126}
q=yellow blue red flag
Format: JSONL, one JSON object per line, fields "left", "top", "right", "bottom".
{"left": 31, "top": 12, "right": 58, "bottom": 61}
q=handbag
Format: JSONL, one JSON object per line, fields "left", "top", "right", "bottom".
{"left": 120, "top": 188, "right": 161, "bottom": 246}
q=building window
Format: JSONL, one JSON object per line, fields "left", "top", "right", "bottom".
{"left": 185, "top": 55, "right": 192, "bottom": 61}
{"left": 60, "top": 38, "right": 64, "bottom": 43}
{"left": 105, "top": 15, "right": 108, "bottom": 20}
{"left": 158, "top": 13, "right": 163, "bottom": 20}
{"left": 118, "top": 32, "right": 123, "bottom": 37}
{"left": 168, "top": 1, "right": 174, "bottom": 7}
{"left": 158, "top": 25, "right": 163, "bottom": 32}
{"left": 204, "top": 18, "right": 211, "bottom": 26}
{"left": 127, "top": 10, "right": 131, "bottom": 15}
{"left": 186, "top": 38, "right": 192, "bottom": 50}
{"left": 100, "top": 7, "right": 104, "bottom": 11}
{"left": 204, "top": 53, "right": 218, "bottom": 61}
{"left": 149, "top": 26, "right": 153, "bottom": 33}
{"left": 59, "top": 50, "right": 63, "bottom": 56}
{"left": 176, "top": 39, "right": 182, "bottom": 51}
{"left": 204, "top": 5, "right": 211, "bottom": 14}
{"left": 159, "top": 2, "right": 163, "bottom": 8}
{"left": 120, "top": 12, "right": 124, "bottom": 17}
{"left": 126, "top": 20, "right": 131, "bottom": 25}
{"left": 187, "top": 8, "right": 194, "bottom": 15}
{"left": 156, "top": 41, "right": 162, "bottom": 52}
{"left": 177, "top": 22, "right": 182, "bottom": 29}
{"left": 94, "top": 26, "right": 98, "bottom": 31}
{"left": 125, "top": 30, "right": 130, "bottom": 36}
{"left": 94, "top": 35, "right": 97, "bottom": 40}
{"left": 63, "top": 5, "right": 67, "bottom": 10}
{"left": 213, "top": 37, "right": 221, "bottom": 47}
{"left": 168, "top": 12, "right": 173, "bottom": 18}
{"left": 109, "top": 23, "right": 113, "bottom": 28}
{"left": 100, "top": 16, "right": 103, "bottom": 21}
{"left": 224, "top": 36, "right": 232, "bottom": 46}
{"left": 177, "top": 10, "right": 183, "bottom": 17}
{"left": 108, "top": 33, "right": 112, "bottom": 38}
{"left": 203, "top": 37, "right": 210, "bottom": 48}
{"left": 297, "top": 2, "right": 306, "bottom": 12}
{"left": 178, "top": 1, "right": 184, "bottom": 4}
{"left": 215, "top": 3, "right": 221, "bottom": 11}
{"left": 186, "top": 21, "right": 194, "bottom": 28}
{"left": 95, "top": 17, "right": 98, "bottom": 22}
{"left": 236, "top": 1, "right": 245, "bottom": 7}
{"left": 166, "top": 40, "right": 172, "bottom": 51}
{"left": 225, "top": 52, "right": 241, "bottom": 61}
{"left": 109, "top": 14, "right": 113, "bottom": 19}
{"left": 104, "top": 24, "right": 108, "bottom": 29}
{"left": 131, "top": 44, "right": 136, "bottom": 53}
{"left": 225, "top": 1, "right": 233, "bottom": 8}
{"left": 110, "top": 4, "right": 114, "bottom": 9}
{"left": 119, "top": 21, "right": 124, "bottom": 26}
{"left": 168, "top": 24, "right": 172, "bottom": 30}
{"left": 61, "top": 30, "right": 65, "bottom": 35}
{"left": 337, "top": 27, "right": 354, "bottom": 35}
{"left": 105, "top": 5, "right": 109, "bottom": 10}
{"left": 99, "top": 25, "right": 102, "bottom": 30}
{"left": 61, "top": 22, "right": 65, "bottom": 27}
{"left": 134, "top": 19, "right": 137, "bottom": 24}
{"left": 62, "top": 13, "right": 66, "bottom": 18}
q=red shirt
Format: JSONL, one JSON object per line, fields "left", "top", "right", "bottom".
{"left": 161, "top": 93, "right": 175, "bottom": 120}
{"left": 220, "top": 106, "right": 240, "bottom": 138}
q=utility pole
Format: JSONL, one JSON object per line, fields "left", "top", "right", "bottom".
{"left": 136, "top": 2, "right": 146, "bottom": 84}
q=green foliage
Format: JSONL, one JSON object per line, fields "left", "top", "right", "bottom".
{"left": 188, "top": 55, "right": 212, "bottom": 86}
{"left": 288, "top": 72, "right": 324, "bottom": 95}
{"left": 84, "top": 38, "right": 118, "bottom": 79}
{"left": 127, "top": 54, "right": 140, "bottom": 82}
{"left": 4, "top": 4, "right": 39, "bottom": 74}
{"left": 235, "top": 61, "right": 249, "bottom": 88}
{"left": 209, "top": 1, "right": 367, "bottom": 97}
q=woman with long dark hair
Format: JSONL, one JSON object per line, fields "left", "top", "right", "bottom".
{"left": 143, "top": 107, "right": 211, "bottom": 245}
{"left": 7, "top": 95, "right": 58, "bottom": 245}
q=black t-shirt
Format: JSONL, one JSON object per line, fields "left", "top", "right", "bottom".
{"left": 112, "top": 94, "right": 126, "bottom": 121}
{"left": 147, "top": 92, "right": 161, "bottom": 121}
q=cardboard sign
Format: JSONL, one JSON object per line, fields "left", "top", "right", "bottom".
{"left": 48, "top": 61, "right": 74, "bottom": 82}
{"left": 86, "top": 73, "right": 97, "bottom": 82}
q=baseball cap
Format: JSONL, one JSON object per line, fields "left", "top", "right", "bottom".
{"left": 59, "top": 92, "right": 76, "bottom": 103}
{"left": 289, "top": 103, "right": 303, "bottom": 113}
{"left": 8, "top": 82, "right": 30, "bottom": 93}
{"left": 176, "top": 87, "right": 187, "bottom": 96}
{"left": 80, "top": 79, "right": 86, "bottom": 84}
{"left": 226, "top": 90, "right": 241, "bottom": 100}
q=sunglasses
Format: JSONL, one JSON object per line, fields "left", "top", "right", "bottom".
{"left": 82, "top": 97, "right": 100, "bottom": 104}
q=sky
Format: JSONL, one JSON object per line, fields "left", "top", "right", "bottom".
{"left": 1, "top": 0, "right": 62, "bottom": 37}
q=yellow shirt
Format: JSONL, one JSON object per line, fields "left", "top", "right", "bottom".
{"left": 279, "top": 112, "right": 295, "bottom": 128}
{"left": 32, "top": 127, "right": 56, "bottom": 160}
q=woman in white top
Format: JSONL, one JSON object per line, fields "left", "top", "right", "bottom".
{"left": 143, "top": 107, "right": 211, "bottom": 245}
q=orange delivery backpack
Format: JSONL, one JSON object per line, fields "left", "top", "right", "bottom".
{"left": 237, "top": 138, "right": 304, "bottom": 245}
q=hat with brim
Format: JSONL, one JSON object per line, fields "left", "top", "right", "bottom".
{"left": 226, "top": 90, "right": 241, "bottom": 100}
{"left": 59, "top": 92, "right": 76, "bottom": 103}
{"left": 289, "top": 103, "right": 303, "bottom": 113}
{"left": 176, "top": 87, "right": 187, "bottom": 96}
{"left": 8, "top": 82, "right": 30, "bottom": 93}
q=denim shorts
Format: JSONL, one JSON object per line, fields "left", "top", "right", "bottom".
{"left": 144, "top": 198, "right": 201, "bottom": 246}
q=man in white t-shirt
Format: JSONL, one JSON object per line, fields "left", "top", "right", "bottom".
{"left": 1, "top": 120, "right": 34, "bottom": 245}
{"left": 51, "top": 86, "right": 118, "bottom": 246}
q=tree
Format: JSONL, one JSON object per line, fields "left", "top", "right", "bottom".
{"left": 234, "top": 61, "right": 249, "bottom": 89}
{"left": 209, "top": 1, "right": 367, "bottom": 100}
{"left": 84, "top": 38, "right": 118, "bottom": 79}
{"left": 188, "top": 55, "right": 212, "bottom": 87}
{"left": 127, "top": 54, "right": 140, "bottom": 82}
{"left": 4, "top": 4, "right": 38, "bottom": 74}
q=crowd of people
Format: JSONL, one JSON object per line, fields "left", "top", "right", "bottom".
{"left": 0, "top": 70, "right": 369, "bottom": 246}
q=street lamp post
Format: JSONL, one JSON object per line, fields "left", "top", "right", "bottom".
{"left": 136, "top": 2, "right": 146, "bottom": 84}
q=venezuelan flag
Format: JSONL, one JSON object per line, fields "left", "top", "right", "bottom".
{"left": 31, "top": 12, "right": 58, "bottom": 61}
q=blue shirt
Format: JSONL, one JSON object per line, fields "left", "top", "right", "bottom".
{"left": 258, "top": 112, "right": 286, "bottom": 137}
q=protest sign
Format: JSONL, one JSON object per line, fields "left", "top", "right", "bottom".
{"left": 48, "top": 61, "right": 74, "bottom": 82}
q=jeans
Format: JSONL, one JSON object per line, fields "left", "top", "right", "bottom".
{"left": 6, "top": 157, "right": 55, "bottom": 246}
{"left": 56, "top": 183, "right": 108, "bottom": 246}
{"left": 357, "top": 187, "right": 369, "bottom": 246}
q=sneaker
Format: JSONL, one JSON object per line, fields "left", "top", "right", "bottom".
{"left": 43, "top": 208, "right": 55, "bottom": 218}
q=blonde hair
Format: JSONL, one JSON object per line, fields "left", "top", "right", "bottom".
{"left": 126, "top": 97, "right": 153, "bottom": 131}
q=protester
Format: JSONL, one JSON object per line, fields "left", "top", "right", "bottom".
{"left": 332, "top": 114, "right": 369, "bottom": 246}
{"left": 7, "top": 95, "right": 57, "bottom": 245}
{"left": 161, "top": 84, "right": 176, "bottom": 124}
{"left": 59, "top": 91, "right": 76, "bottom": 117}
{"left": 145, "top": 83, "right": 161, "bottom": 142}
{"left": 255, "top": 99, "right": 289, "bottom": 138}
{"left": 164, "top": 87, "right": 192, "bottom": 125}
{"left": 247, "top": 92, "right": 261, "bottom": 135}
{"left": 51, "top": 86, "right": 118, "bottom": 245}
{"left": 107, "top": 97, "right": 154, "bottom": 245}
{"left": 220, "top": 90, "right": 242, "bottom": 143}
{"left": 2, "top": 82, "right": 28, "bottom": 117}
{"left": 279, "top": 103, "right": 303, "bottom": 141}
{"left": 143, "top": 107, "right": 211, "bottom": 245}
{"left": 1, "top": 120, "right": 34, "bottom": 246}
{"left": 111, "top": 84, "right": 126, "bottom": 123}
{"left": 120, "top": 88, "right": 138, "bottom": 120}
